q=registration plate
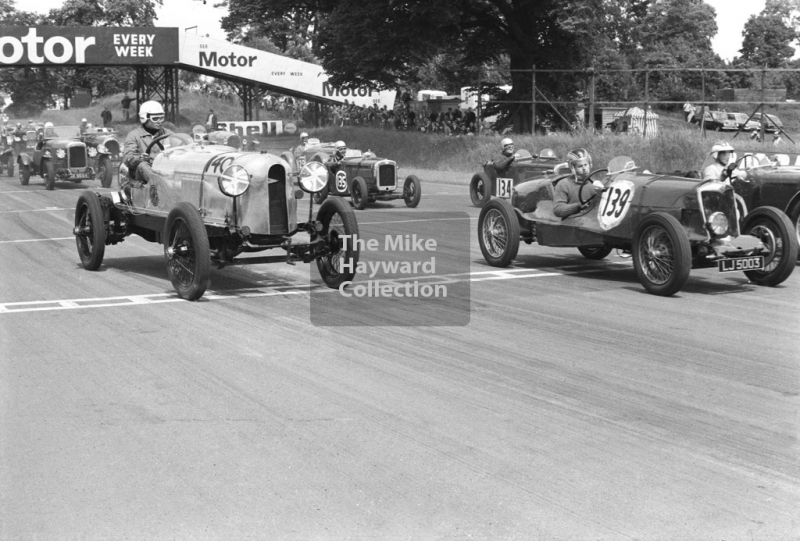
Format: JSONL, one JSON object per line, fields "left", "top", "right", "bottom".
{"left": 718, "top": 256, "right": 764, "bottom": 272}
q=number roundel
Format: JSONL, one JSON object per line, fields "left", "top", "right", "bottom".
{"left": 335, "top": 170, "right": 348, "bottom": 192}
{"left": 597, "top": 179, "right": 635, "bottom": 231}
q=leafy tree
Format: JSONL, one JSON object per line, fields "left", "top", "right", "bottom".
{"left": 740, "top": 0, "right": 798, "bottom": 68}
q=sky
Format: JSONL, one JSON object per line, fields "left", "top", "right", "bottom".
{"left": 25, "top": 0, "right": 768, "bottom": 63}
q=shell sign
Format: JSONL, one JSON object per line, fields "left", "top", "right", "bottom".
{"left": 0, "top": 27, "right": 179, "bottom": 66}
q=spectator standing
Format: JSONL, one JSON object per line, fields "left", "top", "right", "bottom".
{"left": 121, "top": 94, "right": 134, "bottom": 121}
{"left": 101, "top": 106, "right": 112, "bottom": 128}
{"left": 205, "top": 109, "right": 218, "bottom": 132}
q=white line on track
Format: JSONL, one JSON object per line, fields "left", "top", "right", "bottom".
{"left": 0, "top": 207, "right": 71, "bottom": 214}
{"left": 0, "top": 237, "right": 74, "bottom": 244}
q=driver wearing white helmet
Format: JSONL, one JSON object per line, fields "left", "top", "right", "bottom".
{"left": 703, "top": 140, "right": 745, "bottom": 183}
{"left": 122, "top": 100, "right": 174, "bottom": 185}
{"left": 293, "top": 131, "right": 310, "bottom": 159}
{"left": 326, "top": 140, "right": 347, "bottom": 173}
{"left": 492, "top": 137, "right": 516, "bottom": 174}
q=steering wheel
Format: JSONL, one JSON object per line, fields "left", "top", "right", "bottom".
{"left": 144, "top": 132, "right": 171, "bottom": 155}
{"left": 722, "top": 154, "right": 755, "bottom": 183}
{"left": 578, "top": 168, "right": 609, "bottom": 207}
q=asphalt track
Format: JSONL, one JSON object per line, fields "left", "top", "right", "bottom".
{"left": 1, "top": 166, "right": 798, "bottom": 540}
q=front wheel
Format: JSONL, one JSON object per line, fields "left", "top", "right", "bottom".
{"left": 44, "top": 160, "right": 55, "bottom": 191}
{"left": 403, "top": 175, "right": 421, "bottom": 208}
{"left": 478, "top": 198, "right": 520, "bottom": 267}
{"left": 74, "top": 191, "right": 107, "bottom": 270}
{"left": 578, "top": 245, "right": 613, "bottom": 260}
{"left": 98, "top": 155, "right": 113, "bottom": 188}
{"left": 742, "top": 206, "right": 798, "bottom": 286}
{"left": 470, "top": 172, "right": 492, "bottom": 207}
{"left": 315, "top": 197, "right": 360, "bottom": 288}
{"left": 787, "top": 202, "right": 800, "bottom": 256}
{"left": 163, "top": 202, "right": 210, "bottom": 301}
{"left": 632, "top": 212, "right": 691, "bottom": 296}
{"left": 18, "top": 163, "right": 29, "bottom": 186}
{"left": 6, "top": 157, "right": 14, "bottom": 177}
{"left": 350, "top": 176, "right": 369, "bottom": 210}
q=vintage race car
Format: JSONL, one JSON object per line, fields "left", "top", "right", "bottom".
{"left": 1, "top": 128, "right": 38, "bottom": 177}
{"left": 707, "top": 150, "right": 800, "bottom": 249}
{"left": 81, "top": 127, "right": 123, "bottom": 188}
{"left": 469, "top": 148, "right": 562, "bottom": 207}
{"left": 478, "top": 156, "right": 797, "bottom": 296}
{"left": 73, "top": 134, "right": 359, "bottom": 301}
{"left": 17, "top": 125, "right": 92, "bottom": 190}
{"left": 281, "top": 138, "right": 421, "bottom": 210}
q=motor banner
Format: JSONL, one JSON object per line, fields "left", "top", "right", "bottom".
{"left": 0, "top": 27, "right": 179, "bottom": 66}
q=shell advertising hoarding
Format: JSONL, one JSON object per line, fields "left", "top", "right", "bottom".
{"left": 0, "top": 27, "right": 179, "bottom": 66}
{"left": 180, "top": 33, "right": 396, "bottom": 109}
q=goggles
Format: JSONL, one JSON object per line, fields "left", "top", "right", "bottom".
{"left": 148, "top": 114, "right": 165, "bottom": 122}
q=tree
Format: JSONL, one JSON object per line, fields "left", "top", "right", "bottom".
{"left": 740, "top": 0, "right": 798, "bottom": 68}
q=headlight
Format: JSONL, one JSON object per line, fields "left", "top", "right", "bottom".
{"left": 97, "top": 143, "right": 107, "bottom": 153}
{"left": 87, "top": 147, "right": 97, "bottom": 157}
{"left": 707, "top": 211, "right": 729, "bottom": 236}
{"left": 56, "top": 149, "right": 66, "bottom": 159}
{"left": 218, "top": 165, "right": 250, "bottom": 197}
{"left": 298, "top": 161, "right": 328, "bottom": 193}
{"left": 44, "top": 150, "right": 52, "bottom": 158}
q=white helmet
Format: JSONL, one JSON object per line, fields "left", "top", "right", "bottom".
{"left": 300, "top": 132, "right": 309, "bottom": 138}
{"left": 710, "top": 140, "right": 734, "bottom": 161}
{"left": 138, "top": 100, "right": 165, "bottom": 123}
{"left": 335, "top": 140, "right": 346, "bottom": 148}
{"left": 501, "top": 137, "right": 513, "bottom": 148}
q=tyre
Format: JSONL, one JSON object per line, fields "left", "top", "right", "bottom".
{"left": 478, "top": 198, "right": 520, "bottom": 267}
{"left": 315, "top": 196, "right": 360, "bottom": 289}
{"left": 74, "top": 191, "right": 107, "bottom": 270}
{"left": 788, "top": 202, "right": 800, "bottom": 256}
{"left": 98, "top": 155, "right": 113, "bottom": 188}
{"left": 163, "top": 202, "right": 210, "bottom": 301}
{"left": 6, "top": 157, "right": 13, "bottom": 177}
{"left": 578, "top": 245, "right": 613, "bottom": 260}
{"left": 313, "top": 186, "right": 329, "bottom": 204}
{"left": 18, "top": 163, "right": 29, "bottom": 186}
{"left": 742, "top": 206, "right": 798, "bottom": 286}
{"left": 350, "top": 176, "right": 369, "bottom": 210}
{"left": 632, "top": 212, "right": 691, "bottom": 296}
{"left": 469, "top": 172, "right": 492, "bottom": 207}
{"left": 403, "top": 175, "right": 422, "bottom": 208}
{"left": 44, "top": 160, "right": 55, "bottom": 191}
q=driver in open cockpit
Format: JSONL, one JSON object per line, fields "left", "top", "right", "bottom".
{"left": 702, "top": 140, "right": 747, "bottom": 183}
{"left": 553, "top": 147, "right": 604, "bottom": 218}
{"left": 122, "top": 100, "right": 174, "bottom": 189}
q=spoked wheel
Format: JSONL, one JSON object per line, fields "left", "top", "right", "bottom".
{"left": 742, "top": 206, "right": 798, "bottom": 286}
{"left": 578, "top": 245, "right": 613, "bottom": 260}
{"left": 478, "top": 198, "right": 520, "bottom": 267}
{"left": 315, "top": 197, "right": 360, "bottom": 288}
{"left": 163, "top": 202, "right": 210, "bottom": 301}
{"left": 470, "top": 172, "right": 492, "bottom": 207}
{"left": 403, "top": 175, "right": 421, "bottom": 208}
{"left": 350, "top": 176, "right": 369, "bottom": 210}
{"left": 632, "top": 212, "right": 691, "bottom": 296}
{"left": 98, "top": 155, "right": 113, "bottom": 188}
{"left": 74, "top": 191, "right": 107, "bottom": 270}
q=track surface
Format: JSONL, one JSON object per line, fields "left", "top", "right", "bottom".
{"left": 1, "top": 168, "right": 798, "bottom": 540}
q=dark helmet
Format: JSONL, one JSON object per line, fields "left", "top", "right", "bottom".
{"left": 567, "top": 147, "right": 592, "bottom": 170}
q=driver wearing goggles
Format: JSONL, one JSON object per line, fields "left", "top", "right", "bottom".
{"left": 122, "top": 100, "right": 174, "bottom": 192}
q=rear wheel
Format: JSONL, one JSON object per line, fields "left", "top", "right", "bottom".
{"left": 74, "top": 191, "right": 107, "bottom": 270}
{"left": 470, "top": 172, "right": 492, "bottom": 207}
{"left": 403, "top": 175, "right": 421, "bottom": 208}
{"left": 18, "top": 163, "right": 29, "bottom": 186}
{"left": 350, "top": 176, "right": 368, "bottom": 210}
{"left": 44, "top": 160, "right": 55, "bottom": 191}
{"left": 6, "top": 157, "right": 13, "bottom": 177}
{"left": 742, "top": 206, "right": 798, "bottom": 286}
{"left": 98, "top": 155, "right": 113, "bottom": 188}
{"left": 578, "top": 245, "right": 613, "bottom": 260}
{"left": 632, "top": 212, "right": 691, "bottom": 296}
{"left": 315, "top": 197, "right": 360, "bottom": 288}
{"left": 163, "top": 202, "right": 210, "bottom": 301}
{"left": 478, "top": 198, "right": 520, "bottom": 267}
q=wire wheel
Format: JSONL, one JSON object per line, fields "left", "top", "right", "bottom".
{"left": 482, "top": 208, "right": 509, "bottom": 259}
{"left": 637, "top": 225, "right": 676, "bottom": 284}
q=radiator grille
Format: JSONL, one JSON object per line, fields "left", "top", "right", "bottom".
{"left": 267, "top": 167, "right": 288, "bottom": 233}
{"left": 68, "top": 146, "right": 87, "bottom": 168}
{"left": 378, "top": 163, "right": 396, "bottom": 187}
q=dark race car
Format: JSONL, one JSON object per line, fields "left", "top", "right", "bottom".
{"left": 708, "top": 149, "right": 800, "bottom": 251}
{"left": 281, "top": 139, "right": 421, "bottom": 210}
{"left": 73, "top": 133, "right": 359, "bottom": 301}
{"left": 17, "top": 125, "right": 92, "bottom": 190}
{"left": 469, "top": 148, "right": 562, "bottom": 207}
{"left": 478, "top": 156, "right": 797, "bottom": 296}
{"left": 81, "top": 127, "right": 123, "bottom": 188}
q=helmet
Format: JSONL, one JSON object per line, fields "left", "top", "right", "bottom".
{"left": 501, "top": 137, "right": 513, "bottom": 148}
{"left": 539, "top": 148, "right": 556, "bottom": 159}
{"left": 567, "top": 147, "right": 592, "bottom": 171}
{"left": 44, "top": 122, "right": 53, "bottom": 128}
{"left": 335, "top": 140, "right": 346, "bottom": 152}
{"left": 86, "top": 123, "right": 93, "bottom": 130}
{"left": 710, "top": 140, "right": 734, "bottom": 160}
{"left": 138, "top": 100, "right": 165, "bottom": 123}
{"left": 81, "top": 118, "right": 87, "bottom": 122}
{"left": 300, "top": 132, "right": 309, "bottom": 138}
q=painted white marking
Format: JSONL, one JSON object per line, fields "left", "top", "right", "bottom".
{"left": 0, "top": 237, "right": 74, "bottom": 244}
{"left": 0, "top": 207, "right": 71, "bottom": 214}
